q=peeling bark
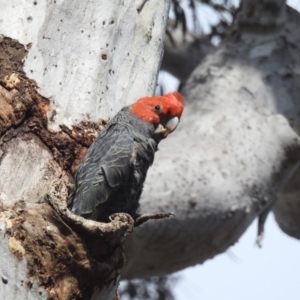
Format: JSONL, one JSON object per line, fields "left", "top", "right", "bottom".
{"left": 0, "top": 180, "right": 133, "bottom": 299}
{"left": 0, "top": 38, "right": 100, "bottom": 195}
{"left": 0, "top": 37, "right": 47, "bottom": 135}
{"left": 2, "top": 0, "right": 299, "bottom": 294}
{"left": 0, "top": 0, "right": 171, "bottom": 298}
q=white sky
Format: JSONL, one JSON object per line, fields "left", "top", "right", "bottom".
{"left": 163, "top": 1, "right": 300, "bottom": 299}
{"left": 174, "top": 214, "right": 300, "bottom": 300}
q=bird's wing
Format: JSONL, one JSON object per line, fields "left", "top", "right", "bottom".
{"left": 68, "top": 124, "right": 134, "bottom": 216}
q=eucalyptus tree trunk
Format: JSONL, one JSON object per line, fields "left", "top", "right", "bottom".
{"left": 0, "top": 1, "right": 170, "bottom": 299}
{"left": 123, "top": 0, "right": 300, "bottom": 279}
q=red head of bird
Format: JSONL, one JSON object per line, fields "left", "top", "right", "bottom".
{"left": 130, "top": 92, "right": 184, "bottom": 141}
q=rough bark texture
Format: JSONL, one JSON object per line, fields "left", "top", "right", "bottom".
{"left": 122, "top": 0, "right": 300, "bottom": 279}
{"left": 0, "top": 63, "right": 130, "bottom": 297}
{"left": 1, "top": 0, "right": 299, "bottom": 295}
{"left": 0, "top": 183, "right": 133, "bottom": 300}
{"left": 0, "top": 0, "right": 171, "bottom": 299}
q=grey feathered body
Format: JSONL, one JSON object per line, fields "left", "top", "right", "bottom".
{"left": 67, "top": 106, "right": 158, "bottom": 221}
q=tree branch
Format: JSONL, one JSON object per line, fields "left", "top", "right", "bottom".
{"left": 123, "top": 2, "right": 300, "bottom": 279}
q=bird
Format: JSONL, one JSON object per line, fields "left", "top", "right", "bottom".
{"left": 67, "top": 92, "right": 184, "bottom": 225}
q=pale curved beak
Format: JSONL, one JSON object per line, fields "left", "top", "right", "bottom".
{"left": 165, "top": 116, "right": 179, "bottom": 133}
{"left": 154, "top": 116, "right": 180, "bottom": 140}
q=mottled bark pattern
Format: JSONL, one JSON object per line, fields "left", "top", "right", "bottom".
{"left": 0, "top": 180, "right": 133, "bottom": 299}
{"left": 0, "top": 0, "right": 172, "bottom": 297}
{"left": 0, "top": 37, "right": 131, "bottom": 299}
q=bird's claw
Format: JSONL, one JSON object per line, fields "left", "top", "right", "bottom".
{"left": 134, "top": 212, "right": 175, "bottom": 227}
{"left": 45, "top": 181, "right": 134, "bottom": 237}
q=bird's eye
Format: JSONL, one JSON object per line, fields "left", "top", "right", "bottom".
{"left": 154, "top": 105, "right": 162, "bottom": 112}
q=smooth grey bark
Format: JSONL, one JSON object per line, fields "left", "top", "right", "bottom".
{"left": 122, "top": 0, "right": 300, "bottom": 279}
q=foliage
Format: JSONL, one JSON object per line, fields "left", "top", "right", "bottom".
{"left": 120, "top": 276, "right": 179, "bottom": 300}
{"left": 170, "top": 0, "right": 237, "bottom": 39}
